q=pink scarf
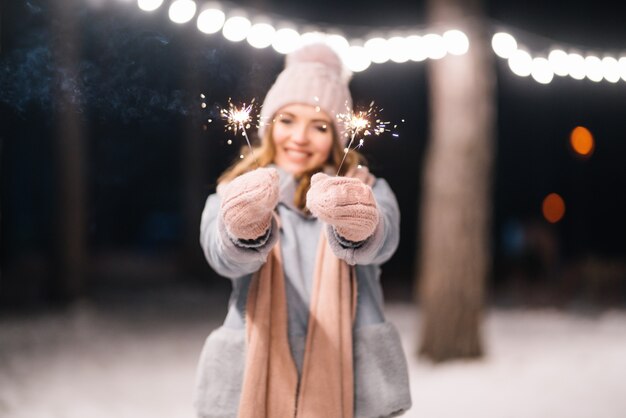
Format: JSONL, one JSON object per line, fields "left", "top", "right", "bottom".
{"left": 237, "top": 167, "right": 373, "bottom": 418}
{"left": 238, "top": 229, "right": 356, "bottom": 418}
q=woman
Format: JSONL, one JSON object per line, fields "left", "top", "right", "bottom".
{"left": 194, "top": 43, "right": 411, "bottom": 418}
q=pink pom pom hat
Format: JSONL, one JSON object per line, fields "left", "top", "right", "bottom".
{"left": 258, "top": 43, "right": 353, "bottom": 144}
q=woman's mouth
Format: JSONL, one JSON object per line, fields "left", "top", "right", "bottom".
{"left": 285, "top": 148, "right": 311, "bottom": 160}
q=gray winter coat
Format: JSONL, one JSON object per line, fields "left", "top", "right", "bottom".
{"left": 194, "top": 166, "right": 412, "bottom": 418}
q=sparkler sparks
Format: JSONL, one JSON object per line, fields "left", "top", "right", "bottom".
{"left": 220, "top": 98, "right": 259, "bottom": 165}
{"left": 335, "top": 101, "right": 391, "bottom": 175}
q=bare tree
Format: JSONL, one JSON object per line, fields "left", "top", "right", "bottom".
{"left": 417, "top": 0, "right": 496, "bottom": 361}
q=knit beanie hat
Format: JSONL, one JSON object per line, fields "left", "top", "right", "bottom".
{"left": 258, "top": 43, "right": 353, "bottom": 143}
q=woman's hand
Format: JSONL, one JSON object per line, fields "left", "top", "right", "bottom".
{"left": 220, "top": 167, "right": 280, "bottom": 240}
{"left": 306, "top": 172, "right": 379, "bottom": 242}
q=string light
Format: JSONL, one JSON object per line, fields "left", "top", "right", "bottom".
{"left": 492, "top": 32, "right": 626, "bottom": 84}
{"left": 136, "top": 1, "right": 624, "bottom": 83}
{"left": 134, "top": 1, "right": 469, "bottom": 73}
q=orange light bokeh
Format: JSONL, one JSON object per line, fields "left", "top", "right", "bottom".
{"left": 542, "top": 193, "right": 566, "bottom": 223}
{"left": 570, "top": 126, "right": 594, "bottom": 156}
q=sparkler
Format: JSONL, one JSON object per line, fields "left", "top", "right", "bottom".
{"left": 220, "top": 98, "right": 259, "bottom": 165}
{"left": 335, "top": 101, "right": 391, "bottom": 175}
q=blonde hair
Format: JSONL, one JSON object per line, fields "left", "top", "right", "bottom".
{"left": 218, "top": 124, "right": 364, "bottom": 211}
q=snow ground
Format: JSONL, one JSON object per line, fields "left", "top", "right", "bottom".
{"left": 1, "top": 286, "right": 625, "bottom": 418}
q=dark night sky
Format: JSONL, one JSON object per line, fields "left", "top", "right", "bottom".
{"left": 1, "top": 0, "right": 625, "bottom": 303}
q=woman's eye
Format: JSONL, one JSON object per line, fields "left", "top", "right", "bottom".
{"left": 278, "top": 117, "right": 293, "bottom": 125}
{"left": 315, "top": 124, "right": 328, "bottom": 133}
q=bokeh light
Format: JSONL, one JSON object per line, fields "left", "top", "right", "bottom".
{"left": 531, "top": 57, "right": 554, "bottom": 84}
{"left": 137, "top": 0, "right": 163, "bottom": 12}
{"left": 325, "top": 34, "right": 350, "bottom": 55}
{"left": 508, "top": 49, "right": 532, "bottom": 77}
{"left": 567, "top": 53, "right": 586, "bottom": 80}
{"left": 548, "top": 49, "right": 569, "bottom": 76}
{"left": 570, "top": 126, "right": 595, "bottom": 157}
{"left": 168, "top": 0, "right": 196, "bottom": 24}
{"left": 343, "top": 45, "right": 371, "bottom": 72}
{"left": 364, "top": 37, "right": 390, "bottom": 64}
{"left": 542, "top": 193, "right": 566, "bottom": 223}
{"left": 422, "top": 34, "right": 446, "bottom": 60}
{"left": 584, "top": 56, "right": 604, "bottom": 82}
{"left": 246, "top": 22, "right": 275, "bottom": 49}
{"left": 601, "top": 57, "right": 621, "bottom": 83}
{"left": 299, "top": 31, "right": 325, "bottom": 46}
{"left": 196, "top": 8, "right": 225, "bottom": 34}
{"left": 222, "top": 16, "right": 251, "bottom": 42}
{"left": 619, "top": 57, "right": 626, "bottom": 81}
{"left": 271, "top": 28, "right": 300, "bottom": 54}
{"left": 406, "top": 35, "right": 427, "bottom": 62}
{"left": 492, "top": 32, "right": 517, "bottom": 59}
{"left": 443, "top": 29, "right": 469, "bottom": 55}
{"left": 388, "top": 37, "right": 411, "bottom": 63}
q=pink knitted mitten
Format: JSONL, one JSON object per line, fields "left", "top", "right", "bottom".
{"left": 306, "top": 172, "right": 379, "bottom": 242}
{"left": 220, "top": 167, "right": 279, "bottom": 240}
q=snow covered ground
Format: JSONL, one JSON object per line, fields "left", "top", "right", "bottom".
{"left": 1, "top": 286, "right": 625, "bottom": 418}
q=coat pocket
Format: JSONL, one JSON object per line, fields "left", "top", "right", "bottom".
{"left": 354, "top": 321, "right": 412, "bottom": 418}
{"left": 193, "top": 326, "right": 246, "bottom": 418}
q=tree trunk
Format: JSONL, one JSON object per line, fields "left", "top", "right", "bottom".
{"left": 180, "top": 37, "right": 210, "bottom": 276}
{"left": 50, "top": 0, "right": 87, "bottom": 301}
{"left": 417, "top": 0, "right": 496, "bottom": 362}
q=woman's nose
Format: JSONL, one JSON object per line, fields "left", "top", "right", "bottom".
{"left": 290, "top": 124, "right": 308, "bottom": 144}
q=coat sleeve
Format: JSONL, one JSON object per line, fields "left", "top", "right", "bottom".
{"left": 326, "top": 178, "right": 400, "bottom": 266}
{"left": 199, "top": 193, "right": 278, "bottom": 279}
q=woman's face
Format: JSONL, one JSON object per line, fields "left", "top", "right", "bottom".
{"left": 272, "top": 103, "right": 334, "bottom": 175}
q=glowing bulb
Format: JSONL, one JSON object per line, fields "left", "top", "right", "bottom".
{"left": 508, "top": 49, "right": 532, "bottom": 77}
{"left": 619, "top": 57, "right": 626, "bottom": 82}
{"left": 406, "top": 35, "right": 427, "bottom": 62}
{"left": 300, "top": 31, "right": 325, "bottom": 46}
{"left": 492, "top": 32, "right": 517, "bottom": 59}
{"left": 443, "top": 29, "right": 469, "bottom": 55}
{"left": 222, "top": 16, "right": 251, "bottom": 42}
{"left": 247, "top": 23, "right": 275, "bottom": 49}
{"left": 531, "top": 57, "right": 554, "bottom": 84}
{"left": 388, "top": 37, "right": 411, "bottom": 63}
{"left": 422, "top": 33, "right": 446, "bottom": 60}
{"left": 326, "top": 34, "right": 350, "bottom": 54}
{"left": 542, "top": 193, "right": 565, "bottom": 224}
{"left": 567, "top": 53, "right": 586, "bottom": 80}
{"left": 343, "top": 45, "right": 371, "bottom": 72}
{"left": 168, "top": 0, "right": 196, "bottom": 24}
{"left": 548, "top": 49, "right": 569, "bottom": 76}
{"left": 196, "top": 8, "right": 225, "bottom": 34}
{"left": 601, "top": 57, "right": 620, "bottom": 83}
{"left": 272, "top": 28, "right": 300, "bottom": 54}
{"left": 584, "top": 56, "right": 603, "bottom": 82}
{"left": 364, "top": 37, "right": 389, "bottom": 64}
{"left": 137, "top": 0, "right": 163, "bottom": 12}
{"left": 570, "top": 126, "right": 594, "bottom": 157}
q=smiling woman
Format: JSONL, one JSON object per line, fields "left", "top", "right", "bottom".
{"left": 195, "top": 43, "right": 411, "bottom": 418}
